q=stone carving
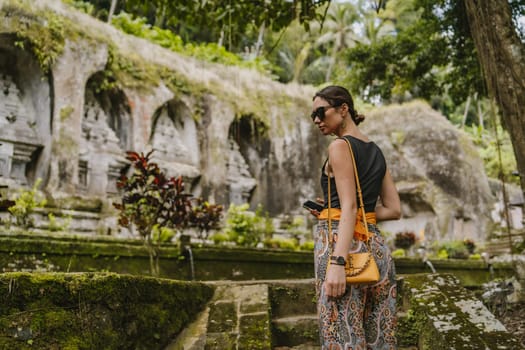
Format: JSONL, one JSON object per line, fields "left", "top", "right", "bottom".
{"left": 149, "top": 108, "right": 200, "bottom": 180}
{"left": 79, "top": 96, "right": 127, "bottom": 195}
{"left": 0, "top": 74, "right": 42, "bottom": 185}
{"left": 227, "top": 139, "right": 257, "bottom": 205}
{"left": 151, "top": 113, "right": 189, "bottom": 162}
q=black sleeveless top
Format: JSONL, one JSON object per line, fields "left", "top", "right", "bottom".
{"left": 321, "top": 135, "right": 386, "bottom": 213}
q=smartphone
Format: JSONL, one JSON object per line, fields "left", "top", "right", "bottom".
{"left": 302, "top": 200, "right": 324, "bottom": 212}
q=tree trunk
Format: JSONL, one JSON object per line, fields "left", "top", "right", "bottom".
{"left": 254, "top": 22, "right": 266, "bottom": 58}
{"left": 463, "top": 0, "right": 525, "bottom": 196}
{"left": 107, "top": 0, "right": 117, "bottom": 23}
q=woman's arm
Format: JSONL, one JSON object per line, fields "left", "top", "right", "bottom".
{"left": 375, "top": 168, "right": 401, "bottom": 221}
{"left": 324, "top": 138, "right": 358, "bottom": 298}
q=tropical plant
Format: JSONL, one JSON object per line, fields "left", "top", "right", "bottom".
{"left": 220, "top": 203, "right": 274, "bottom": 247}
{"left": 281, "top": 216, "right": 310, "bottom": 244}
{"left": 189, "top": 198, "right": 224, "bottom": 241}
{"left": 462, "top": 122, "right": 519, "bottom": 185}
{"left": 8, "top": 179, "right": 47, "bottom": 229}
{"left": 113, "top": 150, "right": 193, "bottom": 276}
{"left": 463, "top": 239, "right": 476, "bottom": 254}
{"left": 394, "top": 231, "right": 416, "bottom": 250}
{"left": 315, "top": 2, "right": 360, "bottom": 81}
{"left": 264, "top": 237, "right": 298, "bottom": 250}
{"left": 434, "top": 240, "right": 470, "bottom": 259}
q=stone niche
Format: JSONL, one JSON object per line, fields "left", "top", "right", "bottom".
{"left": 148, "top": 100, "right": 200, "bottom": 185}
{"left": 227, "top": 115, "right": 265, "bottom": 206}
{"left": 0, "top": 37, "right": 49, "bottom": 188}
{"left": 79, "top": 73, "right": 130, "bottom": 195}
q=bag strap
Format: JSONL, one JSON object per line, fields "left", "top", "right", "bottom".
{"left": 327, "top": 136, "right": 369, "bottom": 244}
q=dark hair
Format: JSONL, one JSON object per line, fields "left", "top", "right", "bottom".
{"left": 313, "top": 85, "right": 365, "bottom": 125}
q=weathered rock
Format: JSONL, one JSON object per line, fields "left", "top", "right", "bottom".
{"left": 363, "top": 101, "right": 495, "bottom": 242}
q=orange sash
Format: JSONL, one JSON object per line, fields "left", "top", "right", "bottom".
{"left": 318, "top": 208, "right": 376, "bottom": 241}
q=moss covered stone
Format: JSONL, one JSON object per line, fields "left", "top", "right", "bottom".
{"left": 397, "top": 273, "right": 522, "bottom": 349}
{"left": 238, "top": 314, "right": 271, "bottom": 349}
{"left": 0, "top": 272, "right": 214, "bottom": 349}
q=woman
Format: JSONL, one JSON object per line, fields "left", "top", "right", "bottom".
{"left": 309, "top": 85, "right": 401, "bottom": 349}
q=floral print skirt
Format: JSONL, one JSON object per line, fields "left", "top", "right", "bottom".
{"left": 314, "top": 220, "right": 397, "bottom": 350}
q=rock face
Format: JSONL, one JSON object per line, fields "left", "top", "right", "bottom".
{"left": 0, "top": 0, "right": 495, "bottom": 241}
{"left": 363, "top": 102, "right": 494, "bottom": 243}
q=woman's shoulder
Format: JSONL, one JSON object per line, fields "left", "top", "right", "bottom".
{"left": 342, "top": 134, "right": 371, "bottom": 144}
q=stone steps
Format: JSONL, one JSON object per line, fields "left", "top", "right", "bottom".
{"left": 167, "top": 282, "right": 272, "bottom": 350}
{"left": 167, "top": 275, "right": 524, "bottom": 350}
{"left": 272, "top": 315, "right": 318, "bottom": 349}
{"left": 268, "top": 280, "right": 317, "bottom": 349}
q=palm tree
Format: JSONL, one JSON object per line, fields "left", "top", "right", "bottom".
{"left": 315, "top": 2, "right": 361, "bottom": 81}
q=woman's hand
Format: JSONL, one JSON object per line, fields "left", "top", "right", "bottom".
{"left": 307, "top": 198, "right": 325, "bottom": 218}
{"left": 324, "top": 264, "right": 346, "bottom": 298}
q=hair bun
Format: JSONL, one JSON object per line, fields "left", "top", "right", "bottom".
{"left": 354, "top": 113, "right": 365, "bottom": 125}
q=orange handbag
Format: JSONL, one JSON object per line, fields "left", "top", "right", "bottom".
{"left": 326, "top": 137, "right": 380, "bottom": 285}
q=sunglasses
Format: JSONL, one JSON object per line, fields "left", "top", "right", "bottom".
{"left": 310, "top": 105, "right": 335, "bottom": 122}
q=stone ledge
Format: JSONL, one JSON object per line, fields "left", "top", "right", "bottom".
{"left": 398, "top": 273, "right": 523, "bottom": 349}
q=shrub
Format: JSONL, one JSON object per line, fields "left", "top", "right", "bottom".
{"left": 47, "top": 213, "right": 72, "bottom": 232}
{"left": 210, "top": 232, "right": 231, "bottom": 245}
{"left": 394, "top": 231, "right": 416, "bottom": 250}
{"left": 222, "top": 203, "right": 274, "bottom": 247}
{"left": 189, "top": 198, "right": 223, "bottom": 241}
{"left": 264, "top": 237, "right": 298, "bottom": 250}
{"left": 392, "top": 248, "right": 406, "bottom": 258}
{"left": 113, "top": 151, "right": 193, "bottom": 276}
{"left": 281, "top": 216, "right": 310, "bottom": 242}
{"left": 8, "top": 179, "right": 46, "bottom": 229}
{"left": 436, "top": 241, "right": 470, "bottom": 259}
{"left": 300, "top": 240, "right": 315, "bottom": 251}
{"left": 463, "top": 239, "right": 476, "bottom": 254}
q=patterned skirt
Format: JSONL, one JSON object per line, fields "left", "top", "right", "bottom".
{"left": 314, "top": 220, "right": 397, "bottom": 350}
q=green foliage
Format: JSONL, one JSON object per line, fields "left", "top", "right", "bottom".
{"left": 338, "top": 0, "right": 484, "bottom": 107}
{"left": 299, "top": 240, "right": 315, "bottom": 251}
{"left": 111, "top": 12, "right": 274, "bottom": 74}
{"left": 210, "top": 232, "right": 231, "bottom": 246}
{"left": 391, "top": 248, "right": 406, "bottom": 258}
{"left": 222, "top": 203, "right": 274, "bottom": 247}
{"left": 463, "top": 238, "right": 476, "bottom": 254}
{"left": 463, "top": 123, "right": 519, "bottom": 185}
{"left": 264, "top": 237, "right": 298, "bottom": 250}
{"left": 47, "top": 213, "right": 71, "bottom": 232}
{"left": 8, "top": 179, "right": 47, "bottom": 229}
{"left": 278, "top": 216, "right": 312, "bottom": 251}
{"left": 433, "top": 240, "right": 470, "bottom": 259}
{"left": 3, "top": 3, "right": 67, "bottom": 73}
{"left": 75, "top": 0, "right": 330, "bottom": 50}
{"left": 151, "top": 225, "right": 176, "bottom": 244}
{"left": 281, "top": 216, "right": 310, "bottom": 241}
{"left": 61, "top": 0, "right": 95, "bottom": 15}
{"left": 436, "top": 248, "right": 448, "bottom": 259}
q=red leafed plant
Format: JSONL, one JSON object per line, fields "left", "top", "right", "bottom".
{"left": 189, "top": 198, "right": 223, "bottom": 241}
{"left": 113, "top": 150, "right": 193, "bottom": 276}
